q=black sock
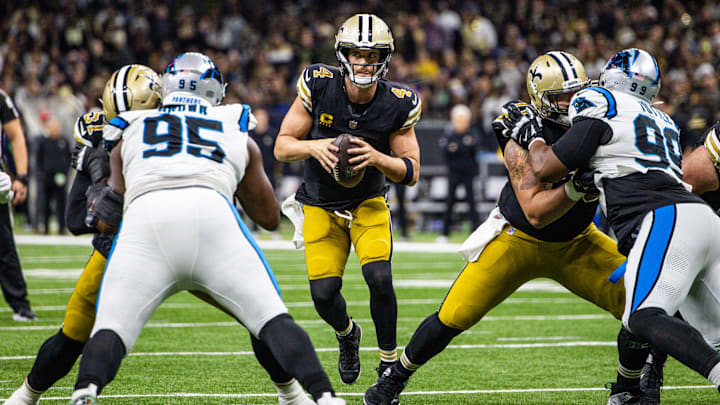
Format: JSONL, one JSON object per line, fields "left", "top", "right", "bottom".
{"left": 616, "top": 326, "right": 649, "bottom": 388}
{"left": 250, "top": 333, "right": 292, "bottom": 384}
{"left": 259, "top": 314, "right": 333, "bottom": 400}
{"left": 27, "top": 329, "right": 85, "bottom": 391}
{"left": 309, "top": 277, "right": 350, "bottom": 332}
{"left": 403, "top": 313, "right": 463, "bottom": 367}
{"left": 629, "top": 308, "right": 720, "bottom": 378}
{"left": 362, "top": 260, "right": 397, "bottom": 351}
{"left": 74, "top": 329, "right": 126, "bottom": 393}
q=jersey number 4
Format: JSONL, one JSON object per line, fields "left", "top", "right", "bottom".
{"left": 143, "top": 114, "right": 225, "bottom": 163}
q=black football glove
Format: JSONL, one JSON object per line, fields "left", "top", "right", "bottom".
{"left": 501, "top": 101, "right": 544, "bottom": 149}
{"left": 565, "top": 170, "right": 599, "bottom": 202}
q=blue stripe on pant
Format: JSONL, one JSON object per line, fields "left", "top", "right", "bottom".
{"left": 630, "top": 205, "right": 676, "bottom": 314}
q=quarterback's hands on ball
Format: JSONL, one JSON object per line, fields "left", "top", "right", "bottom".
{"left": 309, "top": 138, "right": 339, "bottom": 174}
{"left": 347, "top": 137, "right": 379, "bottom": 171}
{"left": 496, "top": 101, "right": 544, "bottom": 149}
{"left": 564, "top": 170, "right": 599, "bottom": 202}
{"left": 0, "top": 172, "right": 13, "bottom": 204}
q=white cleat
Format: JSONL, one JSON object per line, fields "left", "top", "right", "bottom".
{"left": 276, "top": 379, "right": 315, "bottom": 405}
{"left": 315, "top": 392, "right": 346, "bottom": 405}
{"left": 3, "top": 379, "right": 42, "bottom": 405}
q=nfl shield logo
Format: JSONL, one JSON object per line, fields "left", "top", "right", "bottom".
{"left": 349, "top": 120, "right": 358, "bottom": 129}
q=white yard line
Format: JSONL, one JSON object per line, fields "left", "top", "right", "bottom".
{"left": 0, "top": 341, "right": 616, "bottom": 361}
{"left": 1, "top": 385, "right": 715, "bottom": 402}
{"left": 16, "top": 235, "right": 464, "bottom": 253}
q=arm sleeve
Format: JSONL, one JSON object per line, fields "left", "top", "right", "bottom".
{"left": 65, "top": 172, "right": 96, "bottom": 235}
{"left": 551, "top": 118, "right": 612, "bottom": 171}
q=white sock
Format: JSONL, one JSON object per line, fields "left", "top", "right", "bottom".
{"left": 708, "top": 362, "right": 720, "bottom": 386}
{"left": 275, "top": 379, "right": 301, "bottom": 396}
{"left": 7, "top": 379, "right": 43, "bottom": 404}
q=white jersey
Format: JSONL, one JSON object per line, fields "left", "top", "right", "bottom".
{"left": 104, "top": 102, "right": 257, "bottom": 207}
{"left": 568, "top": 86, "right": 685, "bottom": 196}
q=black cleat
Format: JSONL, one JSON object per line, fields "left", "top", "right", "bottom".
{"left": 336, "top": 321, "right": 361, "bottom": 384}
{"left": 375, "top": 361, "right": 400, "bottom": 405}
{"left": 638, "top": 358, "right": 663, "bottom": 405}
{"left": 364, "top": 365, "right": 408, "bottom": 405}
{"left": 606, "top": 382, "right": 640, "bottom": 405}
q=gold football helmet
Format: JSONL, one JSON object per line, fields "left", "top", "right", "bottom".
{"left": 335, "top": 14, "right": 394, "bottom": 88}
{"left": 527, "top": 51, "right": 589, "bottom": 126}
{"left": 102, "top": 64, "right": 161, "bottom": 121}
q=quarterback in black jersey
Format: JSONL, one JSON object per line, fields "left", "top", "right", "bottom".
{"left": 365, "top": 52, "right": 650, "bottom": 405}
{"left": 275, "top": 14, "right": 421, "bottom": 386}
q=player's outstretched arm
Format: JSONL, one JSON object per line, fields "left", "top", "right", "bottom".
{"left": 274, "top": 97, "right": 338, "bottom": 173}
{"left": 237, "top": 138, "right": 280, "bottom": 231}
{"left": 504, "top": 140, "right": 576, "bottom": 228}
{"left": 528, "top": 140, "right": 570, "bottom": 184}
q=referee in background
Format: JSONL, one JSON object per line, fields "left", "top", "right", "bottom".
{"left": 0, "top": 88, "right": 36, "bottom": 321}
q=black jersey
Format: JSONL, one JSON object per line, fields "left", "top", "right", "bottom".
{"left": 294, "top": 64, "right": 422, "bottom": 210}
{"left": 497, "top": 119, "right": 599, "bottom": 242}
{"left": 681, "top": 122, "right": 720, "bottom": 212}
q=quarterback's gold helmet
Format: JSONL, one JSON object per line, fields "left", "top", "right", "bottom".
{"left": 102, "top": 64, "right": 161, "bottom": 121}
{"left": 527, "top": 51, "right": 589, "bottom": 126}
{"left": 335, "top": 14, "right": 394, "bottom": 88}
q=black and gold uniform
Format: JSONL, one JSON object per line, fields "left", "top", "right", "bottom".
{"left": 683, "top": 122, "right": 720, "bottom": 212}
{"left": 437, "top": 118, "right": 625, "bottom": 332}
{"left": 296, "top": 63, "right": 421, "bottom": 277}
{"left": 295, "top": 62, "right": 421, "bottom": 374}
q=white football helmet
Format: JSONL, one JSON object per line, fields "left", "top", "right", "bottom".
{"left": 161, "top": 52, "right": 226, "bottom": 106}
{"left": 335, "top": 14, "right": 394, "bottom": 88}
{"left": 599, "top": 48, "right": 661, "bottom": 103}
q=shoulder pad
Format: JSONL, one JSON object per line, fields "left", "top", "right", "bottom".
{"left": 297, "top": 64, "right": 338, "bottom": 112}
{"left": 74, "top": 111, "right": 105, "bottom": 147}
{"left": 569, "top": 87, "right": 617, "bottom": 122}
{"left": 216, "top": 103, "right": 257, "bottom": 133}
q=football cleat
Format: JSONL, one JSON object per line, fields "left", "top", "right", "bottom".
{"left": 315, "top": 392, "right": 346, "bottom": 405}
{"left": 376, "top": 361, "right": 400, "bottom": 405}
{"left": 364, "top": 365, "right": 408, "bottom": 405}
{"left": 336, "top": 321, "right": 362, "bottom": 384}
{"left": 12, "top": 308, "right": 38, "bottom": 322}
{"left": 67, "top": 385, "right": 98, "bottom": 405}
{"left": 638, "top": 357, "right": 664, "bottom": 405}
{"left": 606, "top": 382, "right": 640, "bottom": 405}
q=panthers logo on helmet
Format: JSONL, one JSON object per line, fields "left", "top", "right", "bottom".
{"left": 599, "top": 48, "right": 661, "bottom": 103}
{"left": 335, "top": 14, "right": 394, "bottom": 88}
{"left": 102, "top": 65, "right": 161, "bottom": 122}
{"left": 526, "top": 51, "right": 589, "bottom": 126}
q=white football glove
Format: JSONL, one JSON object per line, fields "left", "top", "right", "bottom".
{"left": 0, "top": 172, "right": 13, "bottom": 204}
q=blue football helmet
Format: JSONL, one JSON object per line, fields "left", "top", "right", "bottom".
{"left": 162, "top": 52, "right": 226, "bottom": 106}
{"left": 599, "top": 48, "right": 661, "bottom": 103}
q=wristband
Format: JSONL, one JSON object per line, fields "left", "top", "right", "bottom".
{"left": 399, "top": 157, "right": 414, "bottom": 185}
{"left": 564, "top": 181, "right": 584, "bottom": 202}
{"left": 16, "top": 174, "right": 28, "bottom": 186}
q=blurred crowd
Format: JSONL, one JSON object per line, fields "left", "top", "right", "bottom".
{"left": 2, "top": 0, "right": 720, "bottom": 232}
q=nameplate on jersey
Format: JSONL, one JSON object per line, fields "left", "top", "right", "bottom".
{"left": 313, "top": 67, "right": 334, "bottom": 79}
{"left": 169, "top": 96, "right": 206, "bottom": 105}
{"left": 320, "top": 113, "right": 334, "bottom": 126}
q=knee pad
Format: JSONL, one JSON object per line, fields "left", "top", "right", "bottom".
{"left": 362, "top": 261, "right": 393, "bottom": 294}
{"left": 309, "top": 277, "right": 342, "bottom": 305}
{"left": 627, "top": 307, "right": 667, "bottom": 340}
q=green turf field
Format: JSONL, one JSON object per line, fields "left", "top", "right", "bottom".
{"left": 1, "top": 243, "right": 717, "bottom": 404}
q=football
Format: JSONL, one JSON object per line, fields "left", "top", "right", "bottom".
{"left": 331, "top": 134, "right": 365, "bottom": 188}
